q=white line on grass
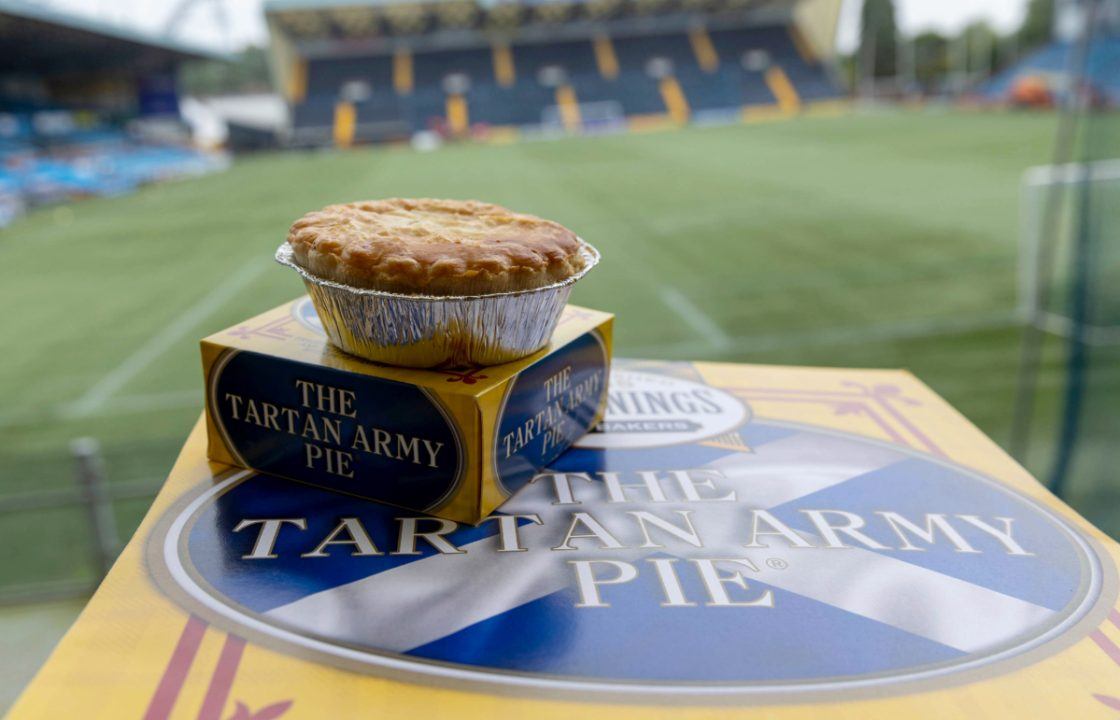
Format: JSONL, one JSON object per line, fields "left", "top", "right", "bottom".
{"left": 0, "top": 389, "right": 205, "bottom": 431}
{"left": 61, "top": 259, "right": 267, "bottom": 419}
{"left": 658, "top": 286, "right": 732, "bottom": 350}
{"left": 97, "top": 389, "right": 203, "bottom": 416}
{"left": 0, "top": 311, "right": 1022, "bottom": 431}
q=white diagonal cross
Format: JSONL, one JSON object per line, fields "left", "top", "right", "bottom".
{"left": 265, "top": 431, "right": 1052, "bottom": 656}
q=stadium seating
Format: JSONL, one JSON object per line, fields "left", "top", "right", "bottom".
{"left": 577, "top": 72, "right": 664, "bottom": 116}
{"left": 354, "top": 97, "right": 411, "bottom": 141}
{"left": 0, "top": 106, "right": 227, "bottom": 227}
{"left": 289, "top": 24, "right": 840, "bottom": 142}
{"left": 982, "top": 35, "right": 1120, "bottom": 106}
{"left": 307, "top": 56, "right": 395, "bottom": 98}
{"left": 517, "top": 38, "right": 599, "bottom": 80}
{"left": 413, "top": 47, "right": 494, "bottom": 89}
{"left": 470, "top": 83, "right": 554, "bottom": 126}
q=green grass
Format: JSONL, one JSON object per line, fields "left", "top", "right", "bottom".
{"left": 2, "top": 108, "right": 1113, "bottom": 596}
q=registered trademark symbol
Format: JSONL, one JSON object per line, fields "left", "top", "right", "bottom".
{"left": 766, "top": 558, "right": 788, "bottom": 570}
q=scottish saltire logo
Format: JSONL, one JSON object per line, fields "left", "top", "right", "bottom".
{"left": 157, "top": 371, "right": 1111, "bottom": 701}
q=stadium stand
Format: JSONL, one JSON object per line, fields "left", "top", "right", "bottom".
{"left": 0, "top": 0, "right": 228, "bottom": 226}
{"left": 266, "top": 0, "right": 842, "bottom": 146}
{"left": 982, "top": 34, "right": 1120, "bottom": 107}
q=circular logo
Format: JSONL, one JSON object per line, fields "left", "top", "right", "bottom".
{"left": 575, "top": 369, "right": 748, "bottom": 449}
{"left": 292, "top": 297, "right": 323, "bottom": 334}
{"left": 155, "top": 395, "right": 1111, "bottom": 703}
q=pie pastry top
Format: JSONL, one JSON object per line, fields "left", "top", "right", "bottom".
{"left": 286, "top": 198, "right": 589, "bottom": 295}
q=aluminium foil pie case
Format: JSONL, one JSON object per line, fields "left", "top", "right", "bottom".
{"left": 13, "top": 360, "right": 1120, "bottom": 719}
{"left": 200, "top": 297, "right": 614, "bottom": 525}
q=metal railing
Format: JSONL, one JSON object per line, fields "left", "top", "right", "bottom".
{"left": 0, "top": 439, "right": 161, "bottom": 606}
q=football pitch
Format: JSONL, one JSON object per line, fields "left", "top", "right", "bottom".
{"left": 1, "top": 108, "right": 1103, "bottom": 603}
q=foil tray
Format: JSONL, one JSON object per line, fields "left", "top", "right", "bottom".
{"left": 275, "top": 241, "right": 600, "bottom": 368}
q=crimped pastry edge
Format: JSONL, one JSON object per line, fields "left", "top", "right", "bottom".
{"left": 286, "top": 198, "right": 588, "bottom": 296}
{"left": 275, "top": 241, "right": 600, "bottom": 301}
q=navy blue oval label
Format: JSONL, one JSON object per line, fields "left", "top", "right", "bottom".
{"left": 157, "top": 400, "right": 1112, "bottom": 702}
{"left": 493, "top": 330, "right": 608, "bottom": 496}
{"left": 208, "top": 349, "right": 462, "bottom": 512}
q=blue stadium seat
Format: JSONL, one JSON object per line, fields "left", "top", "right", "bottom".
{"left": 575, "top": 72, "right": 663, "bottom": 115}
{"left": 469, "top": 83, "right": 550, "bottom": 126}
{"left": 0, "top": 172, "right": 23, "bottom": 227}
{"left": 610, "top": 32, "right": 724, "bottom": 112}
{"left": 307, "top": 56, "right": 394, "bottom": 98}
{"left": 412, "top": 46, "right": 494, "bottom": 89}
{"left": 612, "top": 32, "right": 693, "bottom": 74}
{"left": 0, "top": 98, "right": 226, "bottom": 218}
{"left": 354, "top": 95, "right": 410, "bottom": 141}
{"left": 709, "top": 25, "right": 838, "bottom": 103}
{"left": 291, "top": 97, "right": 337, "bottom": 144}
{"left": 407, "top": 86, "right": 450, "bottom": 131}
{"left": 675, "top": 66, "right": 743, "bottom": 111}
{"left": 291, "top": 23, "right": 840, "bottom": 140}
{"left": 983, "top": 36, "right": 1120, "bottom": 105}
{"left": 515, "top": 39, "right": 598, "bottom": 81}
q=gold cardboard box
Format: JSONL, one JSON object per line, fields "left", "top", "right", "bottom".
{"left": 200, "top": 297, "right": 612, "bottom": 524}
{"left": 12, "top": 360, "right": 1120, "bottom": 720}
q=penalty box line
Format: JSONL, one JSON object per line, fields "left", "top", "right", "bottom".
{"left": 0, "top": 310, "right": 1018, "bottom": 430}
{"left": 658, "top": 285, "right": 733, "bottom": 350}
{"left": 61, "top": 259, "right": 268, "bottom": 420}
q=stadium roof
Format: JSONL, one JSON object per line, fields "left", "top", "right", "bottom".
{"left": 266, "top": 0, "right": 806, "bottom": 44}
{"left": 0, "top": 0, "right": 227, "bottom": 75}
{"left": 263, "top": 0, "right": 781, "bottom": 10}
{"left": 265, "top": 0, "right": 458, "bottom": 8}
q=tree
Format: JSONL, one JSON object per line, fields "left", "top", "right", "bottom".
{"left": 912, "top": 32, "right": 949, "bottom": 92}
{"left": 179, "top": 45, "right": 273, "bottom": 97}
{"left": 859, "top": 0, "right": 898, "bottom": 79}
{"left": 1019, "top": 0, "right": 1055, "bottom": 51}
{"left": 960, "top": 21, "right": 1001, "bottom": 76}
{"left": 836, "top": 53, "right": 859, "bottom": 92}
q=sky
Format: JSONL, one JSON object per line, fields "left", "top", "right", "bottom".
{"left": 34, "top": 0, "right": 1031, "bottom": 53}
{"left": 836, "top": 0, "right": 1030, "bottom": 53}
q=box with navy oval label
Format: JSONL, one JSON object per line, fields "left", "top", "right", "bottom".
{"left": 200, "top": 297, "right": 612, "bottom": 524}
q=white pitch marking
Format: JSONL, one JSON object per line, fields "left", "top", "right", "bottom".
{"left": 0, "top": 311, "right": 1014, "bottom": 430}
{"left": 97, "top": 389, "right": 203, "bottom": 416}
{"left": 63, "top": 259, "right": 267, "bottom": 419}
{"left": 658, "top": 285, "right": 732, "bottom": 350}
{"left": 0, "top": 389, "right": 202, "bottom": 430}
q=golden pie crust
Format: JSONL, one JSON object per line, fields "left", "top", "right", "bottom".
{"left": 287, "top": 198, "right": 588, "bottom": 295}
